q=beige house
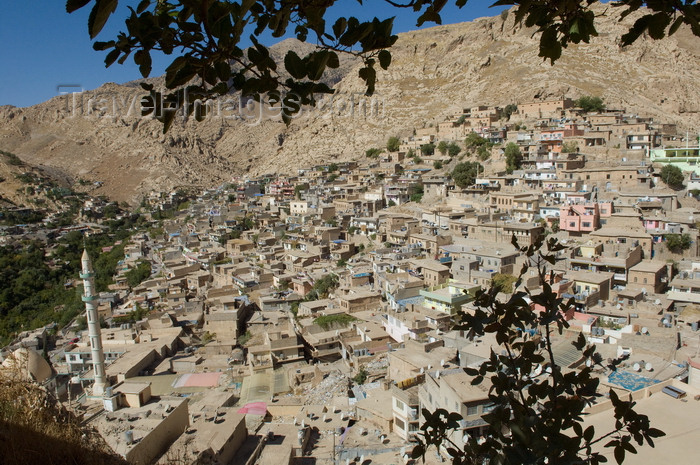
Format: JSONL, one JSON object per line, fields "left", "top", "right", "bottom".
{"left": 418, "top": 369, "right": 492, "bottom": 446}
{"left": 468, "top": 221, "right": 544, "bottom": 246}
{"left": 338, "top": 290, "right": 382, "bottom": 313}
{"left": 627, "top": 261, "right": 668, "bottom": 294}
{"left": 409, "top": 259, "right": 451, "bottom": 287}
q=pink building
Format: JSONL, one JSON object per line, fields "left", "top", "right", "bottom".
{"left": 559, "top": 202, "right": 613, "bottom": 234}
{"left": 540, "top": 123, "right": 585, "bottom": 152}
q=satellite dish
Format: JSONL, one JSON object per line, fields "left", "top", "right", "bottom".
{"left": 435, "top": 370, "right": 440, "bottom": 379}
{"left": 642, "top": 327, "right": 649, "bottom": 334}
{"left": 633, "top": 363, "right": 641, "bottom": 372}
{"left": 440, "top": 359, "right": 445, "bottom": 367}
{"left": 419, "top": 367, "right": 424, "bottom": 374}
{"left": 654, "top": 299, "right": 661, "bottom": 305}
{"left": 645, "top": 362, "right": 653, "bottom": 372}
{"left": 585, "top": 359, "right": 592, "bottom": 368}
{"left": 533, "top": 364, "right": 543, "bottom": 376}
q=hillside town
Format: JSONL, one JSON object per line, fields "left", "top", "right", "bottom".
{"left": 2, "top": 97, "right": 700, "bottom": 464}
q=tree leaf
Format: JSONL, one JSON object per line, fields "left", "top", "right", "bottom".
{"left": 614, "top": 445, "right": 625, "bottom": 465}
{"left": 136, "top": 0, "right": 150, "bottom": 15}
{"left": 88, "top": 0, "right": 118, "bottom": 39}
{"left": 378, "top": 49, "right": 391, "bottom": 70}
{"left": 104, "top": 48, "right": 120, "bottom": 67}
{"left": 284, "top": 51, "right": 306, "bottom": 79}
{"left": 358, "top": 64, "right": 376, "bottom": 95}
{"left": 333, "top": 17, "right": 347, "bottom": 38}
{"left": 134, "top": 50, "right": 152, "bottom": 77}
{"left": 66, "top": 0, "right": 91, "bottom": 14}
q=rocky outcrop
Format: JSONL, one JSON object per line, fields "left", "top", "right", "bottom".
{"left": 0, "top": 6, "right": 698, "bottom": 202}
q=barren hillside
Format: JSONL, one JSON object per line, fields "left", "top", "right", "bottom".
{"left": 0, "top": 5, "right": 698, "bottom": 202}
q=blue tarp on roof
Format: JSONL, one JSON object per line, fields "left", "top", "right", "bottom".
{"left": 608, "top": 370, "right": 661, "bottom": 392}
{"left": 353, "top": 272, "right": 371, "bottom": 278}
{"left": 396, "top": 296, "right": 425, "bottom": 307}
{"left": 332, "top": 239, "right": 346, "bottom": 244}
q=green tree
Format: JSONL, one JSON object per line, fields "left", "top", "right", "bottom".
{"left": 504, "top": 142, "right": 522, "bottom": 174}
{"left": 665, "top": 233, "right": 692, "bottom": 252}
{"left": 421, "top": 143, "right": 436, "bottom": 156}
{"left": 353, "top": 366, "right": 369, "bottom": 385}
{"left": 575, "top": 95, "right": 606, "bottom": 112}
{"left": 386, "top": 136, "right": 400, "bottom": 152}
{"left": 314, "top": 313, "right": 357, "bottom": 329}
{"left": 503, "top": 103, "right": 518, "bottom": 120}
{"left": 125, "top": 261, "right": 151, "bottom": 288}
{"left": 306, "top": 274, "right": 339, "bottom": 300}
{"left": 477, "top": 145, "right": 492, "bottom": 161}
{"left": 551, "top": 218, "right": 560, "bottom": 233}
{"left": 433, "top": 160, "right": 443, "bottom": 169}
{"left": 410, "top": 184, "right": 424, "bottom": 203}
{"left": 437, "top": 141, "right": 449, "bottom": 155}
{"left": 561, "top": 141, "right": 579, "bottom": 153}
{"left": 327, "top": 163, "right": 339, "bottom": 172}
{"left": 365, "top": 147, "right": 382, "bottom": 159}
{"left": 413, "top": 237, "right": 665, "bottom": 465}
{"left": 71, "top": 1, "right": 697, "bottom": 131}
{"left": 491, "top": 273, "right": 518, "bottom": 294}
{"left": 660, "top": 165, "right": 684, "bottom": 189}
{"left": 465, "top": 132, "right": 488, "bottom": 149}
{"left": 294, "top": 182, "right": 309, "bottom": 199}
{"left": 447, "top": 142, "right": 461, "bottom": 158}
{"left": 452, "top": 161, "right": 483, "bottom": 188}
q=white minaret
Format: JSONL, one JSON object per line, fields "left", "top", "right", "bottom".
{"left": 81, "top": 249, "right": 108, "bottom": 396}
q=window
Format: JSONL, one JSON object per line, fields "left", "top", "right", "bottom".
{"left": 395, "top": 418, "right": 406, "bottom": 430}
{"left": 467, "top": 405, "right": 479, "bottom": 416}
{"left": 606, "top": 174, "right": 611, "bottom": 179}
{"left": 644, "top": 278, "right": 648, "bottom": 284}
{"left": 570, "top": 222, "right": 576, "bottom": 228}
{"left": 583, "top": 222, "right": 591, "bottom": 228}
{"left": 395, "top": 399, "right": 405, "bottom": 411}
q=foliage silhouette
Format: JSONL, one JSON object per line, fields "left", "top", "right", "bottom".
{"left": 68, "top": 1, "right": 700, "bottom": 131}
{"left": 412, "top": 235, "right": 664, "bottom": 464}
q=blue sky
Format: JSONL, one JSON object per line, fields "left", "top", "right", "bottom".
{"left": 0, "top": 1, "right": 504, "bottom": 108}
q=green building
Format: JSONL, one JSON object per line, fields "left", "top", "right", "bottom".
{"left": 650, "top": 146, "right": 700, "bottom": 174}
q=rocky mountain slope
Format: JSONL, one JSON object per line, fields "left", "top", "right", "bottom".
{"left": 0, "top": 5, "right": 698, "bottom": 202}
